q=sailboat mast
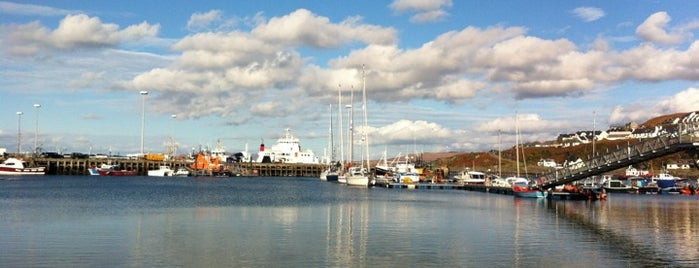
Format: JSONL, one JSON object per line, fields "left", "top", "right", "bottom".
{"left": 362, "top": 65, "right": 370, "bottom": 170}
{"left": 498, "top": 129, "right": 502, "bottom": 178}
{"left": 349, "top": 85, "right": 354, "bottom": 166}
{"left": 515, "top": 113, "right": 520, "bottom": 178}
{"left": 338, "top": 84, "right": 344, "bottom": 166}
{"left": 328, "top": 103, "right": 333, "bottom": 164}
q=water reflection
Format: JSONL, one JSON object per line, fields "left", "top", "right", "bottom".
{"left": 2, "top": 176, "right": 699, "bottom": 267}
{"left": 548, "top": 195, "right": 699, "bottom": 267}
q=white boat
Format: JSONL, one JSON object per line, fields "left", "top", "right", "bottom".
{"left": 256, "top": 129, "right": 320, "bottom": 164}
{"left": 0, "top": 158, "right": 46, "bottom": 175}
{"left": 346, "top": 166, "right": 370, "bottom": 186}
{"left": 173, "top": 167, "right": 190, "bottom": 177}
{"left": 147, "top": 166, "right": 174, "bottom": 177}
{"left": 88, "top": 163, "right": 138, "bottom": 176}
{"left": 396, "top": 171, "right": 419, "bottom": 184}
{"left": 489, "top": 177, "right": 511, "bottom": 187}
{"left": 345, "top": 65, "right": 372, "bottom": 187}
{"left": 453, "top": 170, "right": 486, "bottom": 184}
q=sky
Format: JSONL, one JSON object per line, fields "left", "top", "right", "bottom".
{"left": 1, "top": 0, "right": 699, "bottom": 160}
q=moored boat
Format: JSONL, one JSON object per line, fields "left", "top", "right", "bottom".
{"left": 90, "top": 163, "right": 138, "bottom": 176}
{"left": 511, "top": 178, "right": 548, "bottom": 198}
{"left": 396, "top": 171, "right": 419, "bottom": 184}
{"left": 147, "top": 166, "right": 174, "bottom": 177}
{"left": 0, "top": 158, "right": 46, "bottom": 175}
{"left": 256, "top": 129, "right": 320, "bottom": 164}
{"left": 173, "top": 167, "right": 190, "bottom": 177}
{"left": 454, "top": 170, "right": 486, "bottom": 184}
{"left": 346, "top": 166, "right": 370, "bottom": 186}
{"left": 601, "top": 177, "right": 634, "bottom": 193}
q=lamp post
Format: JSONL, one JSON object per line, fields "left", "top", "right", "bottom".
{"left": 140, "top": 90, "right": 148, "bottom": 155}
{"left": 170, "top": 114, "right": 177, "bottom": 157}
{"left": 16, "top": 111, "right": 23, "bottom": 156}
{"left": 33, "top": 103, "right": 41, "bottom": 155}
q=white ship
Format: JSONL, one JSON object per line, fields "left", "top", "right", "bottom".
{"left": 256, "top": 129, "right": 320, "bottom": 164}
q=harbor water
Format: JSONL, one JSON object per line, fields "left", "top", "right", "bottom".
{"left": 1, "top": 176, "right": 699, "bottom": 267}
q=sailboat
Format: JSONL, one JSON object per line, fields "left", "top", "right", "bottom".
{"left": 320, "top": 104, "right": 339, "bottom": 182}
{"left": 509, "top": 113, "right": 547, "bottom": 198}
{"left": 346, "top": 65, "right": 371, "bottom": 187}
{"left": 337, "top": 84, "right": 347, "bottom": 184}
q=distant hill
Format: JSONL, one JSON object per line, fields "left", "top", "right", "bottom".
{"left": 425, "top": 111, "right": 699, "bottom": 178}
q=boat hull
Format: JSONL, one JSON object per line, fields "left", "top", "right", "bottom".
{"left": 0, "top": 167, "right": 46, "bottom": 175}
{"left": 98, "top": 170, "right": 138, "bottom": 176}
{"left": 326, "top": 174, "right": 339, "bottom": 182}
{"left": 346, "top": 175, "right": 370, "bottom": 186}
{"left": 0, "top": 158, "right": 46, "bottom": 175}
{"left": 513, "top": 186, "right": 547, "bottom": 198}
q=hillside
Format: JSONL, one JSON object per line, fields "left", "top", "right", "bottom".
{"left": 426, "top": 140, "right": 698, "bottom": 178}
{"left": 424, "top": 111, "right": 699, "bottom": 178}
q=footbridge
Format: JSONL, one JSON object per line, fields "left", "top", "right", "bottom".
{"left": 539, "top": 127, "right": 699, "bottom": 190}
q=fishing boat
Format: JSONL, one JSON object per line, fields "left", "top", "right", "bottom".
{"left": 512, "top": 178, "right": 548, "bottom": 198}
{"left": 256, "top": 129, "right": 320, "bottom": 164}
{"left": 651, "top": 172, "right": 679, "bottom": 189}
{"left": 453, "top": 170, "right": 487, "bottom": 184}
{"left": 0, "top": 158, "right": 46, "bottom": 175}
{"left": 147, "top": 166, "right": 174, "bottom": 177}
{"left": 601, "top": 177, "right": 634, "bottom": 193}
{"left": 90, "top": 163, "right": 138, "bottom": 176}
{"left": 396, "top": 171, "right": 420, "bottom": 184}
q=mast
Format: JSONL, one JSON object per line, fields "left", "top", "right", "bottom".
{"left": 338, "top": 84, "right": 344, "bottom": 166}
{"left": 515, "top": 113, "right": 520, "bottom": 178}
{"left": 498, "top": 129, "right": 502, "bottom": 178}
{"left": 349, "top": 85, "right": 354, "bottom": 166}
{"left": 361, "top": 65, "right": 370, "bottom": 171}
{"left": 327, "top": 103, "right": 333, "bottom": 164}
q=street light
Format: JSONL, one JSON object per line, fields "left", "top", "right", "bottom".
{"left": 34, "top": 103, "right": 41, "bottom": 155}
{"left": 16, "top": 111, "right": 23, "bottom": 155}
{"left": 140, "top": 90, "right": 148, "bottom": 155}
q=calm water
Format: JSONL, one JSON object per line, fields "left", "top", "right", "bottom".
{"left": 1, "top": 176, "right": 699, "bottom": 267}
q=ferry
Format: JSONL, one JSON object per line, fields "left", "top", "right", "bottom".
{"left": 256, "top": 129, "right": 320, "bottom": 164}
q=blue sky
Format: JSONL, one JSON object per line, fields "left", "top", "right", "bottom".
{"left": 1, "top": 0, "right": 698, "bottom": 160}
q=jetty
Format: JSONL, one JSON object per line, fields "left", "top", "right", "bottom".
{"left": 30, "top": 158, "right": 325, "bottom": 177}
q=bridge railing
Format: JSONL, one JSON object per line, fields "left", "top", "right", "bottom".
{"left": 540, "top": 122, "right": 699, "bottom": 188}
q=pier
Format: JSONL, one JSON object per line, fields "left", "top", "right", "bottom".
{"left": 32, "top": 158, "right": 325, "bottom": 177}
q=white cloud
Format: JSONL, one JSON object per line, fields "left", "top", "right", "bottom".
{"left": 410, "top": 9, "right": 448, "bottom": 23}
{"left": 636, "top": 12, "right": 686, "bottom": 45}
{"left": 187, "top": 10, "right": 223, "bottom": 31}
{"left": 111, "top": 9, "right": 699, "bottom": 127}
{"left": 365, "top": 119, "right": 453, "bottom": 146}
{"left": 572, "top": 7, "right": 605, "bottom": 22}
{"left": 3, "top": 14, "right": 159, "bottom": 56}
{"left": 389, "top": 0, "right": 453, "bottom": 23}
{"left": 609, "top": 88, "right": 699, "bottom": 124}
{"left": 253, "top": 9, "right": 396, "bottom": 48}
{"left": 0, "top": 1, "right": 74, "bottom": 16}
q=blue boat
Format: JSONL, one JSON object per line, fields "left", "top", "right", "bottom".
{"left": 511, "top": 178, "right": 548, "bottom": 198}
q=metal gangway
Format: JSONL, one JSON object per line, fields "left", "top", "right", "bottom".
{"left": 540, "top": 124, "right": 699, "bottom": 190}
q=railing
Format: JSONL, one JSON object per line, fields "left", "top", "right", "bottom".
{"left": 540, "top": 123, "right": 699, "bottom": 189}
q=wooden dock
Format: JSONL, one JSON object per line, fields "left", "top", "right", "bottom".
{"left": 32, "top": 158, "right": 325, "bottom": 177}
